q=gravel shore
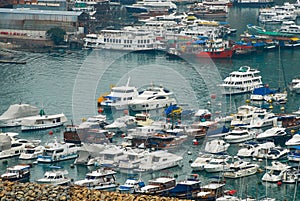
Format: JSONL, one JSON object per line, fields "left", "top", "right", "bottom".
{"left": 0, "top": 180, "right": 191, "bottom": 201}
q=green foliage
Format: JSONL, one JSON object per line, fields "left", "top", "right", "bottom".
{"left": 46, "top": 27, "right": 66, "bottom": 45}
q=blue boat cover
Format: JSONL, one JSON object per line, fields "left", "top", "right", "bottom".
{"left": 252, "top": 86, "right": 278, "bottom": 96}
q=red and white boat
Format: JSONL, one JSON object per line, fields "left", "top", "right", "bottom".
{"left": 195, "top": 39, "right": 234, "bottom": 59}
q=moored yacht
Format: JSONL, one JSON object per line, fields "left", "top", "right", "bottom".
{"left": 1, "top": 164, "right": 31, "bottom": 182}
{"left": 219, "top": 66, "right": 263, "bottom": 95}
{"left": 288, "top": 77, "right": 300, "bottom": 94}
{"left": 137, "top": 176, "right": 176, "bottom": 195}
{"left": 224, "top": 127, "right": 258, "bottom": 143}
{"left": 74, "top": 168, "right": 117, "bottom": 190}
{"left": 37, "top": 166, "right": 71, "bottom": 186}
{"left": 100, "top": 78, "right": 139, "bottom": 110}
{"left": 129, "top": 85, "right": 177, "bottom": 111}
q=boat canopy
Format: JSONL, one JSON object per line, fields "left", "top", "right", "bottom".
{"left": 252, "top": 86, "right": 278, "bottom": 96}
{"left": 0, "top": 104, "right": 39, "bottom": 120}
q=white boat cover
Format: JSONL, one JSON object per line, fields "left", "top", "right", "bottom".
{"left": 0, "top": 104, "right": 39, "bottom": 120}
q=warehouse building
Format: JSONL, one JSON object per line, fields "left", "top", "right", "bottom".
{"left": 0, "top": 8, "right": 87, "bottom": 38}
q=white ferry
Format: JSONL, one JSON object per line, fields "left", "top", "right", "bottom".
{"left": 83, "top": 29, "right": 162, "bottom": 51}
{"left": 219, "top": 66, "right": 263, "bottom": 95}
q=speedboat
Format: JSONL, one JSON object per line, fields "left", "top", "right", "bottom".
{"left": 0, "top": 103, "right": 39, "bottom": 127}
{"left": 1, "top": 164, "right": 30, "bottom": 182}
{"left": 266, "top": 146, "right": 289, "bottom": 160}
{"left": 117, "top": 178, "right": 145, "bottom": 194}
{"left": 137, "top": 176, "right": 176, "bottom": 195}
{"left": 262, "top": 161, "right": 291, "bottom": 183}
{"left": 285, "top": 134, "right": 300, "bottom": 146}
{"left": 219, "top": 66, "right": 263, "bottom": 95}
{"left": 37, "top": 166, "right": 71, "bottom": 186}
{"left": 288, "top": 77, "right": 300, "bottom": 94}
{"left": 129, "top": 85, "right": 177, "bottom": 111}
{"left": 100, "top": 78, "right": 139, "bottom": 110}
{"left": 256, "top": 127, "right": 287, "bottom": 141}
{"left": 204, "top": 139, "right": 230, "bottom": 154}
{"left": 37, "top": 139, "right": 79, "bottom": 163}
{"left": 21, "top": 110, "right": 67, "bottom": 131}
{"left": 224, "top": 127, "right": 257, "bottom": 143}
{"left": 74, "top": 168, "right": 117, "bottom": 190}
{"left": 135, "top": 150, "right": 183, "bottom": 172}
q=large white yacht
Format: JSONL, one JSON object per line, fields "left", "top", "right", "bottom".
{"left": 129, "top": 85, "right": 177, "bottom": 111}
{"left": 100, "top": 78, "right": 139, "bottom": 110}
{"left": 83, "top": 28, "right": 161, "bottom": 51}
{"left": 219, "top": 66, "right": 263, "bottom": 95}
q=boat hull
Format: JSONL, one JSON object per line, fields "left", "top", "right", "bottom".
{"left": 196, "top": 49, "right": 233, "bottom": 59}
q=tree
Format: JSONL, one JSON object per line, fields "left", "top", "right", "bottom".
{"left": 46, "top": 27, "right": 66, "bottom": 45}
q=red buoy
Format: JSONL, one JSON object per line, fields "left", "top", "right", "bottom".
{"left": 98, "top": 108, "right": 103, "bottom": 113}
{"left": 277, "top": 181, "right": 282, "bottom": 186}
{"left": 193, "top": 141, "right": 199, "bottom": 145}
{"left": 49, "top": 131, "right": 53, "bottom": 135}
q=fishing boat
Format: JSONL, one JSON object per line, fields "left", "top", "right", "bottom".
{"left": 129, "top": 85, "right": 177, "bottom": 111}
{"left": 1, "top": 164, "right": 30, "bottom": 182}
{"left": 21, "top": 110, "right": 67, "bottom": 131}
{"left": 0, "top": 103, "right": 39, "bottom": 127}
{"left": 138, "top": 176, "right": 176, "bottom": 195}
{"left": 36, "top": 166, "right": 71, "bottom": 186}
{"left": 195, "top": 39, "right": 234, "bottom": 59}
{"left": 37, "top": 140, "right": 79, "bottom": 163}
{"left": 74, "top": 168, "right": 117, "bottom": 190}
{"left": 219, "top": 66, "right": 263, "bottom": 95}
{"left": 100, "top": 78, "right": 139, "bottom": 110}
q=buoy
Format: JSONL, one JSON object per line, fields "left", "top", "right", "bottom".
{"left": 280, "top": 106, "right": 285, "bottom": 111}
{"left": 245, "top": 99, "right": 250, "bottom": 104}
{"left": 187, "top": 151, "right": 192, "bottom": 155}
{"left": 277, "top": 181, "right": 282, "bottom": 186}
{"left": 210, "top": 94, "right": 216, "bottom": 99}
{"left": 269, "top": 105, "right": 273, "bottom": 109}
{"left": 268, "top": 99, "right": 273, "bottom": 103}
{"left": 70, "top": 164, "right": 75, "bottom": 169}
{"left": 98, "top": 108, "right": 103, "bottom": 113}
{"left": 189, "top": 159, "right": 193, "bottom": 163}
{"left": 207, "top": 101, "right": 211, "bottom": 105}
{"left": 291, "top": 130, "right": 295, "bottom": 134}
{"left": 121, "top": 133, "right": 126, "bottom": 138}
{"left": 123, "top": 110, "right": 129, "bottom": 115}
{"left": 193, "top": 141, "right": 199, "bottom": 145}
{"left": 82, "top": 117, "right": 87, "bottom": 122}
{"left": 49, "top": 130, "right": 53, "bottom": 135}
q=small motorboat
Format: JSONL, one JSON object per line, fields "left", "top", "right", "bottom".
{"left": 116, "top": 178, "right": 145, "bottom": 194}
{"left": 256, "top": 127, "right": 287, "bottom": 141}
{"left": 1, "top": 164, "right": 31, "bottom": 182}
{"left": 37, "top": 166, "right": 71, "bottom": 186}
{"left": 204, "top": 139, "right": 230, "bottom": 154}
{"left": 262, "top": 161, "right": 291, "bottom": 183}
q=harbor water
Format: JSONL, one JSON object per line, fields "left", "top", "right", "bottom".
{"left": 0, "top": 6, "right": 300, "bottom": 200}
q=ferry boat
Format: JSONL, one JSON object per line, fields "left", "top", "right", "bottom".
{"left": 37, "top": 140, "right": 79, "bottom": 163}
{"left": 37, "top": 166, "right": 71, "bottom": 186}
{"left": 219, "top": 66, "right": 263, "bottom": 95}
{"left": 74, "top": 168, "right": 117, "bottom": 190}
{"left": 1, "top": 164, "right": 31, "bottom": 182}
{"left": 83, "top": 29, "right": 161, "bottom": 51}
{"left": 21, "top": 110, "right": 67, "bottom": 131}
{"left": 100, "top": 78, "right": 139, "bottom": 110}
{"left": 129, "top": 85, "right": 177, "bottom": 111}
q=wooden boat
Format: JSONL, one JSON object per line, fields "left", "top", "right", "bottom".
{"left": 138, "top": 176, "right": 176, "bottom": 195}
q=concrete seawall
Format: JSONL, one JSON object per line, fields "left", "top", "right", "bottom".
{"left": 0, "top": 180, "right": 192, "bottom": 201}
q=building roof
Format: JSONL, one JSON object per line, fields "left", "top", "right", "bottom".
{"left": 0, "top": 8, "right": 82, "bottom": 16}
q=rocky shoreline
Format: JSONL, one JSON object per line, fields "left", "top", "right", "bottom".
{"left": 0, "top": 180, "right": 191, "bottom": 201}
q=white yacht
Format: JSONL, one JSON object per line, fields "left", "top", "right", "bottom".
{"left": 223, "top": 160, "right": 259, "bottom": 179}
{"left": 237, "top": 142, "right": 259, "bottom": 158}
{"left": 104, "top": 115, "right": 137, "bottom": 133}
{"left": 266, "top": 146, "right": 289, "bottom": 160}
{"left": 87, "top": 145, "right": 124, "bottom": 167}
{"left": 204, "top": 139, "right": 230, "bottom": 154}
{"left": 37, "top": 167, "right": 71, "bottom": 186}
{"left": 19, "top": 144, "right": 44, "bottom": 160}
{"left": 262, "top": 161, "right": 291, "bottom": 183}
{"left": 256, "top": 127, "right": 287, "bottom": 141}
{"left": 129, "top": 85, "right": 177, "bottom": 111}
{"left": 74, "top": 168, "right": 117, "bottom": 190}
{"left": 190, "top": 153, "right": 214, "bottom": 171}
{"left": 279, "top": 21, "right": 300, "bottom": 35}
{"left": 204, "top": 157, "right": 230, "bottom": 173}
{"left": 37, "top": 140, "right": 79, "bottom": 163}
{"left": 21, "top": 111, "right": 67, "bottom": 131}
{"left": 135, "top": 113, "right": 154, "bottom": 127}
{"left": 83, "top": 29, "right": 160, "bottom": 51}
{"left": 135, "top": 150, "right": 183, "bottom": 172}
{"left": 230, "top": 105, "right": 263, "bottom": 127}
{"left": 285, "top": 134, "right": 300, "bottom": 146}
{"left": 0, "top": 103, "right": 39, "bottom": 127}
{"left": 219, "top": 66, "right": 263, "bottom": 95}
{"left": 100, "top": 78, "right": 139, "bottom": 110}
{"left": 224, "top": 127, "right": 257, "bottom": 143}
{"left": 288, "top": 77, "right": 300, "bottom": 94}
